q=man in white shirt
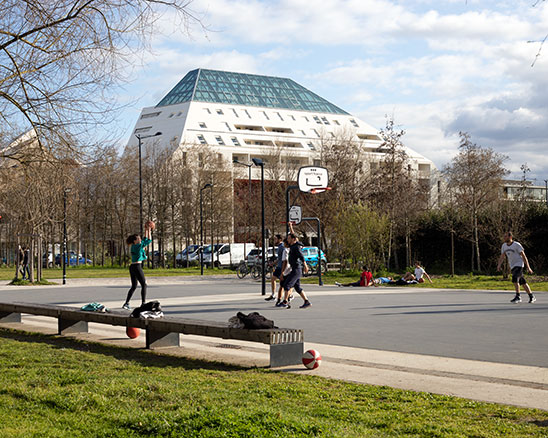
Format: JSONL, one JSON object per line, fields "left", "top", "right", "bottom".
{"left": 497, "top": 231, "right": 535, "bottom": 303}
{"left": 414, "top": 261, "right": 432, "bottom": 284}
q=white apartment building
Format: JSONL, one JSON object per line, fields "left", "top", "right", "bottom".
{"left": 127, "top": 68, "right": 436, "bottom": 187}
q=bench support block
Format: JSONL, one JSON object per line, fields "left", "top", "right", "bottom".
{"left": 146, "top": 329, "right": 180, "bottom": 349}
{"left": 0, "top": 311, "right": 21, "bottom": 323}
{"left": 58, "top": 319, "right": 88, "bottom": 335}
{"left": 270, "top": 342, "right": 303, "bottom": 367}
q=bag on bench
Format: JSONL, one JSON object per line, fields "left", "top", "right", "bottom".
{"left": 131, "top": 301, "right": 162, "bottom": 318}
{"left": 236, "top": 312, "right": 277, "bottom": 329}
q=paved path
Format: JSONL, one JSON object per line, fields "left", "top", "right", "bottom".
{"left": 0, "top": 276, "right": 547, "bottom": 410}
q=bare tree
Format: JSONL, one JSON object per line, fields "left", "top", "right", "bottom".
{"left": 0, "top": 0, "right": 200, "bottom": 158}
{"left": 443, "top": 132, "right": 509, "bottom": 272}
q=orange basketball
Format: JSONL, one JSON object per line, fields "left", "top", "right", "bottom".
{"left": 145, "top": 220, "right": 155, "bottom": 230}
{"left": 126, "top": 326, "right": 140, "bottom": 339}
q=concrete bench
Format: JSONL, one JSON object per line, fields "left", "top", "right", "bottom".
{"left": 0, "top": 302, "right": 304, "bottom": 367}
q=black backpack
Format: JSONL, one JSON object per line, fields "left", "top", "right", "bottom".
{"left": 236, "top": 312, "right": 277, "bottom": 329}
{"left": 131, "top": 301, "right": 162, "bottom": 318}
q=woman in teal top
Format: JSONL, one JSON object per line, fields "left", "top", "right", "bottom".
{"left": 122, "top": 223, "right": 152, "bottom": 310}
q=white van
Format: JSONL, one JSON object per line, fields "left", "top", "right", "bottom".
{"left": 202, "top": 243, "right": 256, "bottom": 268}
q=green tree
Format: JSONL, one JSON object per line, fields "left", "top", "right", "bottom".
{"left": 442, "top": 132, "right": 509, "bottom": 272}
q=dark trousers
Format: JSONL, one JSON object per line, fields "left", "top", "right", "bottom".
{"left": 125, "top": 263, "right": 147, "bottom": 304}
{"left": 282, "top": 267, "right": 303, "bottom": 294}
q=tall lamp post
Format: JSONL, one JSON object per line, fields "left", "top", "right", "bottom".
{"left": 63, "top": 188, "right": 72, "bottom": 285}
{"left": 135, "top": 131, "right": 162, "bottom": 234}
{"left": 200, "top": 183, "right": 213, "bottom": 275}
{"left": 233, "top": 159, "right": 252, "bottom": 260}
{"left": 252, "top": 158, "right": 266, "bottom": 295}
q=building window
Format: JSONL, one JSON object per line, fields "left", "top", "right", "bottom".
{"left": 140, "top": 112, "right": 161, "bottom": 119}
{"left": 224, "top": 122, "right": 232, "bottom": 131}
{"left": 289, "top": 115, "right": 296, "bottom": 121}
{"left": 216, "top": 109, "right": 224, "bottom": 115}
{"left": 333, "top": 120, "right": 340, "bottom": 125}
{"left": 168, "top": 113, "right": 174, "bottom": 118}
{"left": 307, "top": 142, "right": 316, "bottom": 151}
{"left": 300, "top": 130, "right": 306, "bottom": 136}
{"left": 199, "top": 122, "right": 207, "bottom": 128}
{"left": 197, "top": 135, "right": 207, "bottom": 144}
{"left": 313, "top": 159, "right": 321, "bottom": 166}
{"left": 134, "top": 126, "right": 152, "bottom": 134}
{"left": 313, "top": 116, "right": 321, "bottom": 124}
{"left": 303, "top": 116, "right": 309, "bottom": 122}
{"left": 204, "top": 108, "right": 211, "bottom": 114}
{"left": 176, "top": 112, "right": 182, "bottom": 117}
{"left": 244, "top": 109, "right": 251, "bottom": 118}
{"left": 215, "top": 136, "right": 225, "bottom": 145}
{"left": 330, "top": 132, "right": 335, "bottom": 138}
{"left": 231, "top": 137, "right": 241, "bottom": 146}
{"left": 350, "top": 119, "right": 359, "bottom": 127}
{"left": 232, "top": 108, "right": 239, "bottom": 117}
{"left": 321, "top": 117, "right": 330, "bottom": 125}
{"left": 276, "top": 112, "right": 284, "bottom": 121}
{"left": 262, "top": 111, "right": 270, "bottom": 120}
{"left": 313, "top": 129, "right": 320, "bottom": 138}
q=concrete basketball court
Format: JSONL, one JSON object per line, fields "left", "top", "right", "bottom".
{"left": 0, "top": 276, "right": 546, "bottom": 410}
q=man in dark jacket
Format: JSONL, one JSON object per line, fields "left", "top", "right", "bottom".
{"left": 279, "top": 233, "right": 311, "bottom": 309}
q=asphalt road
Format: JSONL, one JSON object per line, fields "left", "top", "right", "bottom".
{"left": 1, "top": 279, "right": 546, "bottom": 368}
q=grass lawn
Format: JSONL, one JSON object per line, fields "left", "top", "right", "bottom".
{"left": 3, "top": 265, "right": 548, "bottom": 291}
{"left": 0, "top": 329, "right": 547, "bottom": 438}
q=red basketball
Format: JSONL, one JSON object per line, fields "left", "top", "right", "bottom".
{"left": 145, "top": 220, "right": 155, "bottom": 230}
{"left": 126, "top": 326, "right": 140, "bottom": 339}
{"left": 302, "top": 349, "right": 322, "bottom": 369}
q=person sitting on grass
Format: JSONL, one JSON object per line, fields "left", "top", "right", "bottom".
{"left": 414, "top": 261, "right": 433, "bottom": 284}
{"left": 373, "top": 276, "right": 393, "bottom": 286}
{"left": 335, "top": 266, "right": 373, "bottom": 287}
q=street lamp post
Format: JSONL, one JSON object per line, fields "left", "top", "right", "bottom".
{"left": 135, "top": 131, "right": 162, "bottom": 235}
{"left": 252, "top": 158, "right": 266, "bottom": 296}
{"left": 233, "top": 159, "right": 252, "bottom": 261}
{"left": 63, "top": 188, "right": 72, "bottom": 285}
{"left": 200, "top": 183, "right": 212, "bottom": 275}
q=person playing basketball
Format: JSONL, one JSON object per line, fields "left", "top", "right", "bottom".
{"left": 122, "top": 220, "right": 154, "bottom": 310}
{"left": 497, "top": 231, "right": 535, "bottom": 304}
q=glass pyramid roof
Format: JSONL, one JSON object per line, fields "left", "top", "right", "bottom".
{"left": 156, "top": 69, "right": 349, "bottom": 115}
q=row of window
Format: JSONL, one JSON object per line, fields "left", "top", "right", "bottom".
{"left": 196, "top": 134, "right": 317, "bottom": 150}
{"left": 197, "top": 122, "right": 341, "bottom": 139}
{"left": 202, "top": 106, "right": 357, "bottom": 127}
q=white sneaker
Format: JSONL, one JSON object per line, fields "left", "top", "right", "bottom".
{"left": 510, "top": 295, "right": 521, "bottom": 304}
{"left": 122, "top": 303, "right": 130, "bottom": 310}
{"left": 335, "top": 282, "right": 342, "bottom": 287}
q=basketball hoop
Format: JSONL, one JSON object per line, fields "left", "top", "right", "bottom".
{"left": 310, "top": 187, "right": 332, "bottom": 194}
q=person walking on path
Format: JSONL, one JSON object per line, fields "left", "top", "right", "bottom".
{"left": 497, "top": 231, "right": 535, "bottom": 303}
{"left": 335, "top": 266, "right": 373, "bottom": 287}
{"left": 279, "top": 232, "right": 311, "bottom": 309}
{"left": 21, "top": 246, "right": 30, "bottom": 280}
{"left": 265, "top": 234, "right": 284, "bottom": 301}
{"left": 122, "top": 221, "right": 153, "bottom": 310}
{"left": 414, "top": 261, "right": 432, "bottom": 284}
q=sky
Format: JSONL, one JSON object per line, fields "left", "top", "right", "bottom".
{"left": 119, "top": 0, "right": 548, "bottom": 182}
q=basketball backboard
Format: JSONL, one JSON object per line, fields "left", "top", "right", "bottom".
{"left": 288, "top": 205, "right": 302, "bottom": 225}
{"left": 297, "top": 166, "right": 329, "bottom": 193}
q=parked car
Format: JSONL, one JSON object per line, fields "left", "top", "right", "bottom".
{"left": 203, "top": 243, "right": 256, "bottom": 268}
{"left": 175, "top": 245, "right": 201, "bottom": 266}
{"left": 302, "top": 246, "right": 327, "bottom": 274}
{"left": 246, "top": 247, "right": 276, "bottom": 267}
{"left": 55, "top": 251, "right": 92, "bottom": 266}
{"left": 42, "top": 252, "right": 53, "bottom": 268}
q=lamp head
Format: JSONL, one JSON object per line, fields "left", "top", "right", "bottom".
{"left": 252, "top": 158, "right": 264, "bottom": 166}
{"left": 203, "top": 183, "right": 213, "bottom": 189}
